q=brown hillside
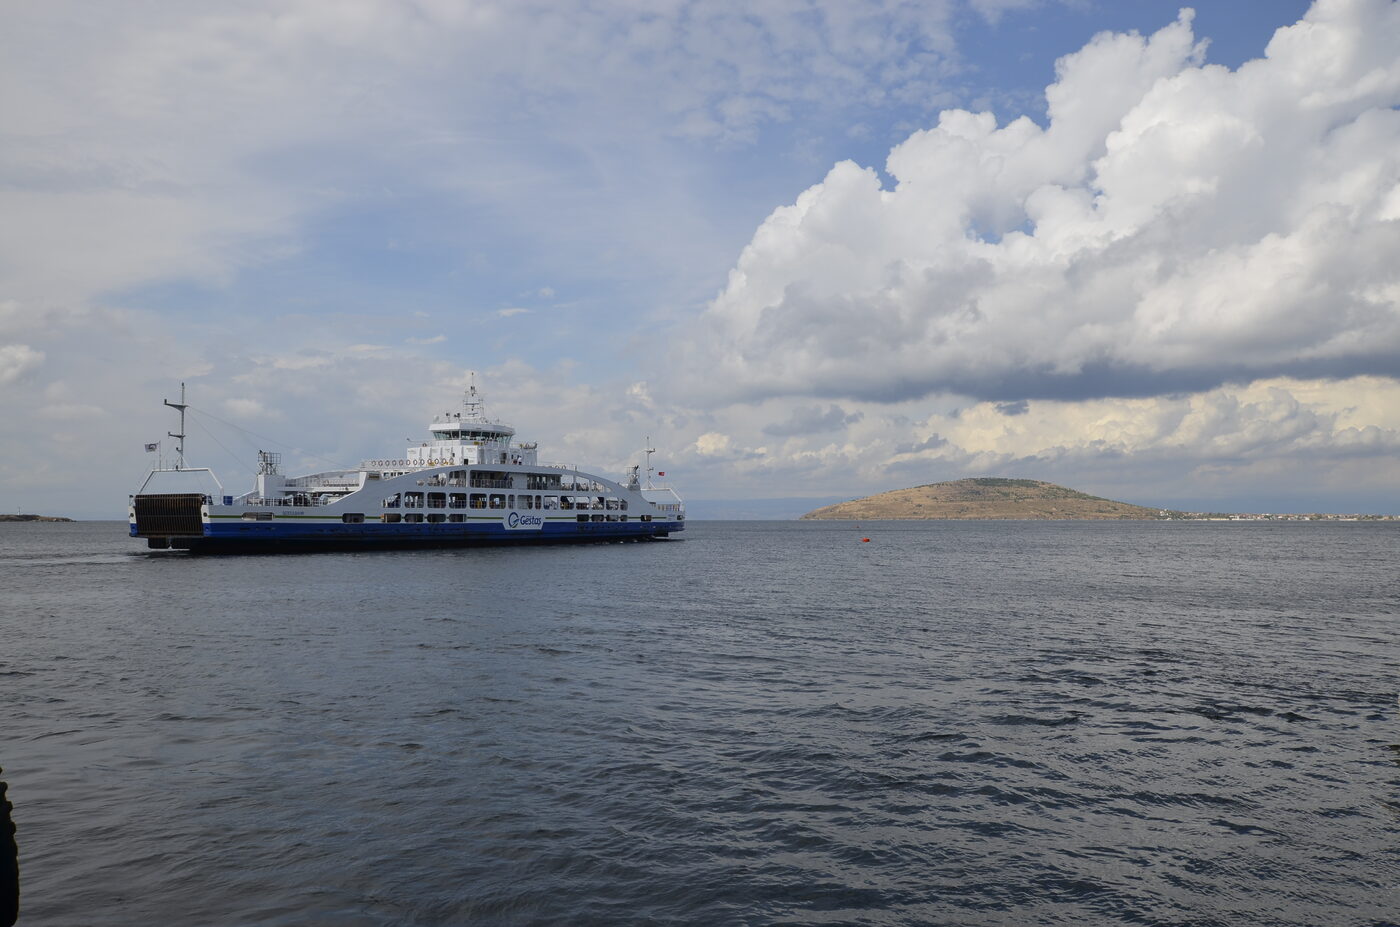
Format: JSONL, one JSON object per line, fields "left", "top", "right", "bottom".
{"left": 800, "top": 478, "right": 1162, "bottom": 520}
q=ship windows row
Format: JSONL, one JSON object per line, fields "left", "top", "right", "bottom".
{"left": 408, "top": 470, "right": 567, "bottom": 490}
{"left": 367, "top": 512, "right": 638, "bottom": 524}
{"left": 379, "top": 492, "right": 627, "bottom": 511}
{"left": 375, "top": 513, "right": 465, "bottom": 523}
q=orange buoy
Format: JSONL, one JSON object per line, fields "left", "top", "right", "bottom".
{"left": 861, "top": 537, "right": 871, "bottom": 543}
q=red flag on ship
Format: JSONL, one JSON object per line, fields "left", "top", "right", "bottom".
{"left": 658, "top": 471, "right": 665, "bottom": 476}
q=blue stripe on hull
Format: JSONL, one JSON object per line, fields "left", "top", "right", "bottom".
{"left": 148, "top": 519, "right": 684, "bottom": 552}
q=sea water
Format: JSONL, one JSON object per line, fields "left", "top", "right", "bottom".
{"left": 1, "top": 520, "right": 1397, "bottom": 925}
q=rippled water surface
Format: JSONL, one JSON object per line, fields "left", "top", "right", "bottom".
{"left": 2, "top": 520, "right": 1397, "bottom": 925}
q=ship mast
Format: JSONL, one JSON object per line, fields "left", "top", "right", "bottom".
{"left": 463, "top": 371, "right": 485, "bottom": 422}
{"left": 164, "top": 382, "right": 188, "bottom": 470}
{"left": 644, "top": 435, "right": 656, "bottom": 489}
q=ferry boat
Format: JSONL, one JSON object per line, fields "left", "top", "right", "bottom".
{"left": 129, "top": 384, "right": 685, "bottom": 552}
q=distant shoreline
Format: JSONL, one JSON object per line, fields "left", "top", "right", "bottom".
{"left": 0, "top": 514, "right": 74, "bottom": 523}
{"left": 796, "top": 513, "right": 1399, "bottom": 522}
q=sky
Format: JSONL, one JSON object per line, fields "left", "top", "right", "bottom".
{"left": 3, "top": 0, "right": 1398, "bottom": 519}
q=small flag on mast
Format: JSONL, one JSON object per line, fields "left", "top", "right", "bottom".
{"left": 657, "top": 471, "right": 665, "bottom": 476}
{"left": 144, "top": 442, "right": 159, "bottom": 453}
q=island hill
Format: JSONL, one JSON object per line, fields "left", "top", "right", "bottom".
{"left": 801, "top": 478, "right": 1163, "bottom": 521}
{"left": 0, "top": 514, "right": 73, "bottom": 522}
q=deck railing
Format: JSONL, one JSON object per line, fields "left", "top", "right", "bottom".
{"left": 244, "top": 496, "right": 327, "bottom": 507}
{"left": 284, "top": 476, "right": 360, "bottom": 489}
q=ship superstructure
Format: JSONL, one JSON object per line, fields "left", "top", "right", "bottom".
{"left": 130, "top": 383, "right": 684, "bottom": 552}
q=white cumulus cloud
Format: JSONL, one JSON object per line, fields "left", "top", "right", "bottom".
{"left": 682, "top": 0, "right": 1400, "bottom": 405}
{"left": 694, "top": 432, "right": 735, "bottom": 457}
{"left": 0, "top": 343, "right": 45, "bottom": 384}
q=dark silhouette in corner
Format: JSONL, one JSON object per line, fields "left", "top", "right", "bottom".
{"left": 1, "top": 767, "right": 16, "bottom": 926}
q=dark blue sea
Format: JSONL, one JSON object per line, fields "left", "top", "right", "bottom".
{"left": 2, "top": 520, "right": 1397, "bottom": 926}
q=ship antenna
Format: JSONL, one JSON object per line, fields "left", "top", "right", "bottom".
{"left": 645, "top": 436, "right": 656, "bottom": 489}
{"left": 163, "top": 382, "right": 188, "bottom": 470}
{"left": 463, "top": 371, "right": 485, "bottom": 422}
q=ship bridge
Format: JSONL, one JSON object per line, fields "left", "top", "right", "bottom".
{"left": 427, "top": 421, "right": 514, "bottom": 442}
{"left": 403, "top": 382, "right": 537, "bottom": 469}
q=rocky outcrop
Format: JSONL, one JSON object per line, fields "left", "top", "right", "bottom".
{"left": 801, "top": 478, "right": 1162, "bottom": 520}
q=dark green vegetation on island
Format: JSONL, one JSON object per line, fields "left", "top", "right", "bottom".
{"left": 801, "top": 478, "right": 1164, "bottom": 520}
{"left": 0, "top": 514, "right": 73, "bottom": 522}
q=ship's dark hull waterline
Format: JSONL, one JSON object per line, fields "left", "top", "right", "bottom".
{"left": 138, "top": 520, "right": 680, "bottom": 553}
